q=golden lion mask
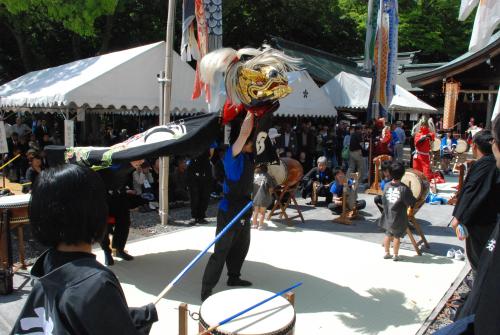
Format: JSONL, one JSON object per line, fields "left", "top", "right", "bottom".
{"left": 235, "top": 66, "right": 292, "bottom": 107}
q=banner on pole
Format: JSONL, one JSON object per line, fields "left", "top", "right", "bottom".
{"left": 443, "top": 80, "right": 460, "bottom": 129}
{"left": 0, "top": 122, "right": 9, "bottom": 154}
{"left": 64, "top": 120, "right": 75, "bottom": 147}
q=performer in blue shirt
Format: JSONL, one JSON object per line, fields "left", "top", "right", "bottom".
{"left": 201, "top": 112, "right": 255, "bottom": 301}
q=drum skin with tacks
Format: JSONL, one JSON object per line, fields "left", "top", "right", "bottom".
{"left": 199, "top": 288, "right": 296, "bottom": 335}
{"left": 267, "top": 158, "right": 303, "bottom": 187}
{"left": 401, "top": 168, "right": 429, "bottom": 214}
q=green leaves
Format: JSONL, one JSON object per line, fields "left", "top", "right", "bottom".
{"left": 0, "top": 0, "right": 118, "bottom": 36}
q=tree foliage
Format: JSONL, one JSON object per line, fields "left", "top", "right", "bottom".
{"left": 0, "top": 0, "right": 475, "bottom": 83}
{"left": 0, "top": 0, "right": 118, "bottom": 36}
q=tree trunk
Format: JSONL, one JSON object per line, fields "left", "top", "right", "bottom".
{"left": 98, "top": 14, "right": 115, "bottom": 55}
{"left": 4, "top": 19, "right": 33, "bottom": 72}
{"left": 72, "top": 34, "right": 82, "bottom": 59}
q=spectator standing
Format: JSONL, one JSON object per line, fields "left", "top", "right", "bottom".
{"left": 279, "top": 123, "right": 298, "bottom": 157}
{"left": 393, "top": 122, "right": 406, "bottom": 163}
{"left": 10, "top": 117, "right": 31, "bottom": 138}
{"left": 347, "top": 125, "right": 365, "bottom": 181}
{"left": 187, "top": 150, "right": 213, "bottom": 225}
{"left": 35, "top": 119, "right": 50, "bottom": 143}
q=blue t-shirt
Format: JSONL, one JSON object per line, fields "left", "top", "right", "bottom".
{"left": 380, "top": 178, "right": 391, "bottom": 190}
{"left": 330, "top": 179, "right": 353, "bottom": 197}
{"left": 219, "top": 147, "right": 245, "bottom": 212}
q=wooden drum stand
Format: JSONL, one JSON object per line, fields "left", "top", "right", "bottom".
{"left": 333, "top": 172, "right": 361, "bottom": 225}
{"left": 366, "top": 155, "right": 392, "bottom": 195}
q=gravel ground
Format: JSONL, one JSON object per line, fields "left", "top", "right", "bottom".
{"left": 424, "top": 271, "right": 474, "bottom": 334}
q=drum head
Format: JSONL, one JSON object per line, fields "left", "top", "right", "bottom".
{"left": 401, "top": 169, "right": 428, "bottom": 202}
{"left": 267, "top": 160, "right": 287, "bottom": 185}
{"left": 0, "top": 194, "right": 31, "bottom": 208}
{"left": 432, "top": 139, "right": 441, "bottom": 152}
{"left": 200, "top": 288, "right": 295, "bottom": 335}
{"left": 455, "top": 139, "right": 467, "bottom": 153}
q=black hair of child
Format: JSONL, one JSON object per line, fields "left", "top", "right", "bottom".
{"left": 29, "top": 164, "right": 108, "bottom": 247}
{"left": 472, "top": 130, "right": 494, "bottom": 155}
{"left": 390, "top": 161, "right": 405, "bottom": 180}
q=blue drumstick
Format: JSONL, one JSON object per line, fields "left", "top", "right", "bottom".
{"left": 199, "top": 282, "right": 303, "bottom": 335}
{"left": 154, "top": 201, "right": 254, "bottom": 304}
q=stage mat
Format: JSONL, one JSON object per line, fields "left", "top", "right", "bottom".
{"left": 97, "top": 224, "right": 465, "bottom": 335}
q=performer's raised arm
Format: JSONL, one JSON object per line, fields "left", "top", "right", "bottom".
{"left": 232, "top": 111, "right": 254, "bottom": 157}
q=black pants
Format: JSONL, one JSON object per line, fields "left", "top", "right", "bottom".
{"left": 328, "top": 200, "right": 366, "bottom": 214}
{"left": 201, "top": 210, "right": 251, "bottom": 294}
{"left": 101, "top": 194, "right": 134, "bottom": 252}
{"left": 301, "top": 181, "right": 332, "bottom": 203}
{"left": 374, "top": 195, "right": 384, "bottom": 214}
{"left": 189, "top": 176, "right": 211, "bottom": 220}
{"left": 466, "top": 224, "right": 496, "bottom": 271}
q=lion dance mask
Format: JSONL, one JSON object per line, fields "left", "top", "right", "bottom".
{"left": 199, "top": 45, "right": 301, "bottom": 124}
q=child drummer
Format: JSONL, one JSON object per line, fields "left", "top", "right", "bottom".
{"left": 378, "top": 162, "right": 417, "bottom": 261}
{"left": 252, "top": 164, "right": 277, "bottom": 230}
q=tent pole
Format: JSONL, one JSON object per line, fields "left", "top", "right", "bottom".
{"left": 159, "top": 0, "right": 176, "bottom": 225}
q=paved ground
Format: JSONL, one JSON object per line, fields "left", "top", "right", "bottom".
{"left": 0, "top": 177, "right": 465, "bottom": 334}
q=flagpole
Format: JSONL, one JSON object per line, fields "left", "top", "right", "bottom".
{"left": 159, "top": 0, "right": 177, "bottom": 225}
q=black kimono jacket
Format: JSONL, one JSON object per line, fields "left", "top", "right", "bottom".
{"left": 452, "top": 155, "right": 499, "bottom": 268}
{"left": 453, "top": 155, "right": 499, "bottom": 227}
{"left": 11, "top": 249, "right": 157, "bottom": 335}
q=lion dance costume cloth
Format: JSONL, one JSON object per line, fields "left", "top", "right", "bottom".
{"left": 412, "top": 116, "right": 436, "bottom": 181}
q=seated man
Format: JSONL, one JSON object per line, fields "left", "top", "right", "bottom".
{"left": 328, "top": 168, "right": 366, "bottom": 215}
{"left": 301, "top": 156, "right": 333, "bottom": 205}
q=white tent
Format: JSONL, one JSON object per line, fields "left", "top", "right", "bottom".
{"left": 0, "top": 42, "right": 208, "bottom": 114}
{"left": 277, "top": 71, "right": 337, "bottom": 117}
{"left": 322, "top": 71, "right": 437, "bottom": 114}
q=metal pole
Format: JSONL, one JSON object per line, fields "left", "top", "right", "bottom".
{"left": 159, "top": 0, "right": 176, "bottom": 225}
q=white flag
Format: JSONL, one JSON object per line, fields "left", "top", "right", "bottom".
{"left": 468, "top": 0, "right": 500, "bottom": 51}
{"left": 458, "top": 0, "right": 479, "bottom": 21}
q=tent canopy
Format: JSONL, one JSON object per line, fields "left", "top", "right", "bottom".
{"left": 278, "top": 71, "right": 337, "bottom": 117}
{"left": 322, "top": 71, "right": 437, "bottom": 114}
{"left": 0, "top": 42, "right": 208, "bottom": 114}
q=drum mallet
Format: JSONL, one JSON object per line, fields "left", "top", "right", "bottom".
{"left": 198, "top": 282, "right": 303, "bottom": 335}
{"left": 153, "top": 201, "right": 254, "bottom": 305}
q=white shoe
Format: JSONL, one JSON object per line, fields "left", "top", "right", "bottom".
{"left": 446, "top": 249, "right": 456, "bottom": 258}
{"left": 454, "top": 249, "right": 465, "bottom": 261}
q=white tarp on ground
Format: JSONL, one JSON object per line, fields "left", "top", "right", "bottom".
{"left": 278, "top": 71, "right": 338, "bottom": 117}
{"left": 0, "top": 42, "right": 208, "bottom": 114}
{"left": 322, "top": 71, "right": 438, "bottom": 114}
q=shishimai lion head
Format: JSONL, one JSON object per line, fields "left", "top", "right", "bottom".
{"left": 199, "top": 45, "right": 301, "bottom": 108}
